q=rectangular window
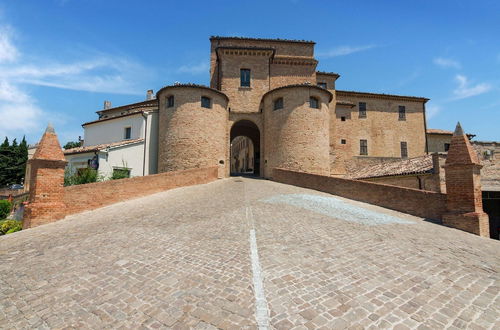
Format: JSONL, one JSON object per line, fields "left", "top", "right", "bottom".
{"left": 309, "top": 97, "right": 319, "bottom": 109}
{"left": 360, "top": 139, "right": 368, "bottom": 155}
{"left": 359, "top": 102, "right": 367, "bottom": 118}
{"left": 444, "top": 143, "right": 450, "bottom": 152}
{"left": 201, "top": 96, "right": 211, "bottom": 109}
{"left": 341, "top": 139, "right": 346, "bottom": 144}
{"left": 124, "top": 127, "right": 131, "bottom": 140}
{"left": 167, "top": 95, "right": 174, "bottom": 108}
{"left": 317, "top": 82, "right": 327, "bottom": 89}
{"left": 401, "top": 141, "right": 408, "bottom": 158}
{"left": 240, "top": 69, "right": 251, "bottom": 87}
{"left": 399, "top": 105, "right": 406, "bottom": 120}
{"left": 274, "top": 97, "right": 283, "bottom": 110}
{"left": 341, "top": 116, "right": 346, "bottom": 121}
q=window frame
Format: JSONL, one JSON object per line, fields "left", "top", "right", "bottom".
{"left": 166, "top": 95, "right": 174, "bottom": 108}
{"left": 201, "top": 96, "right": 212, "bottom": 109}
{"left": 444, "top": 143, "right": 450, "bottom": 152}
{"left": 400, "top": 141, "right": 408, "bottom": 158}
{"left": 309, "top": 96, "right": 320, "bottom": 109}
{"left": 273, "top": 97, "right": 284, "bottom": 110}
{"left": 360, "top": 139, "right": 368, "bottom": 155}
{"left": 398, "top": 105, "right": 406, "bottom": 120}
{"left": 341, "top": 139, "right": 347, "bottom": 145}
{"left": 240, "top": 68, "right": 251, "bottom": 87}
{"left": 124, "top": 126, "right": 132, "bottom": 140}
{"left": 341, "top": 116, "right": 346, "bottom": 121}
{"left": 359, "top": 102, "right": 367, "bottom": 118}
{"left": 317, "top": 82, "right": 327, "bottom": 89}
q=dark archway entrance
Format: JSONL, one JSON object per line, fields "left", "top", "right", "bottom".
{"left": 230, "top": 120, "right": 260, "bottom": 176}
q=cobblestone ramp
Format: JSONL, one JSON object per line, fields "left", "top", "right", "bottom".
{"left": 1, "top": 177, "right": 499, "bottom": 329}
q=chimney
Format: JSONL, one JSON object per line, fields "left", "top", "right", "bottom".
{"left": 146, "top": 89, "right": 155, "bottom": 100}
{"left": 104, "top": 100, "right": 112, "bottom": 109}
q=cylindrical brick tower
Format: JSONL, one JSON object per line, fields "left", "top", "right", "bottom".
{"left": 262, "top": 84, "right": 332, "bottom": 177}
{"left": 156, "top": 84, "right": 229, "bottom": 177}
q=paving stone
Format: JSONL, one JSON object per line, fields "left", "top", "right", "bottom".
{"left": 0, "top": 178, "right": 499, "bottom": 329}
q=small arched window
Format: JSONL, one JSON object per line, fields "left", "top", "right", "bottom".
{"left": 166, "top": 95, "right": 174, "bottom": 108}
{"left": 310, "top": 96, "right": 319, "bottom": 109}
{"left": 274, "top": 97, "right": 283, "bottom": 110}
{"left": 201, "top": 96, "right": 212, "bottom": 109}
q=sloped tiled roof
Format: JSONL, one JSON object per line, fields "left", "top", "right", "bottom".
{"left": 427, "top": 128, "right": 453, "bottom": 135}
{"left": 336, "top": 90, "right": 429, "bottom": 102}
{"left": 96, "top": 99, "right": 158, "bottom": 114}
{"left": 64, "top": 139, "right": 144, "bottom": 155}
{"left": 348, "top": 155, "right": 434, "bottom": 179}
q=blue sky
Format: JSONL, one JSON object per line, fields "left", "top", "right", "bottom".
{"left": 1, "top": 0, "right": 499, "bottom": 144}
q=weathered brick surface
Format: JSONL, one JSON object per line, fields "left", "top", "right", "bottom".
{"left": 332, "top": 92, "right": 427, "bottom": 175}
{"left": 157, "top": 85, "right": 228, "bottom": 177}
{"left": 23, "top": 126, "right": 67, "bottom": 229}
{"left": 64, "top": 167, "right": 218, "bottom": 217}
{"left": 443, "top": 124, "right": 489, "bottom": 237}
{"left": 263, "top": 85, "right": 332, "bottom": 177}
{"left": 272, "top": 168, "right": 447, "bottom": 220}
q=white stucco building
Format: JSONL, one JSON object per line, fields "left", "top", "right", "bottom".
{"left": 64, "top": 91, "right": 159, "bottom": 179}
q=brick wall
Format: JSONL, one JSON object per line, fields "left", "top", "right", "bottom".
{"left": 64, "top": 167, "right": 218, "bottom": 217}
{"left": 332, "top": 92, "right": 427, "bottom": 175}
{"left": 272, "top": 168, "right": 447, "bottom": 220}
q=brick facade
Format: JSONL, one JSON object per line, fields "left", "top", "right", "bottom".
{"left": 23, "top": 125, "right": 67, "bottom": 229}
{"left": 443, "top": 124, "right": 490, "bottom": 237}
{"left": 272, "top": 168, "right": 447, "bottom": 220}
{"left": 64, "top": 167, "right": 218, "bottom": 217}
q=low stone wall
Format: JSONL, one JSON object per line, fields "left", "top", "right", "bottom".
{"left": 272, "top": 168, "right": 447, "bottom": 220}
{"left": 64, "top": 167, "right": 218, "bottom": 217}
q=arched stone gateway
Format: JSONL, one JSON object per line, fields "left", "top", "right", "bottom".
{"left": 230, "top": 120, "right": 261, "bottom": 176}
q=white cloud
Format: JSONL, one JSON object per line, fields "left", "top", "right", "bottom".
{"left": 0, "top": 80, "right": 44, "bottom": 139}
{"left": 317, "top": 45, "right": 376, "bottom": 58}
{"left": 426, "top": 104, "right": 441, "bottom": 119}
{"left": 452, "top": 74, "right": 492, "bottom": 99}
{"left": 177, "top": 61, "right": 209, "bottom": 75}
{"left": 433, "top": 57, "right": 461, "bottom": 69}
{"left": 0, "top": 22, "right": 151, "bottom": 141}
{"left": 0, "top": 26, "right": 18, "bottom": 62}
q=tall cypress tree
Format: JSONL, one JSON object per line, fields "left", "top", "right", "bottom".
{"left": 0, "top": 136, "right": 29, "bottom": 186}
{"left": 0, "top": 137, "right": 12, "bottom": 185}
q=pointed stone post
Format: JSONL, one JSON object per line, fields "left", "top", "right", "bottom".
{"left": 442, "top": 123, "right": 489, "bottom": 237}
{"left": 23, "top": 124, "right": 68, "bottom": 229}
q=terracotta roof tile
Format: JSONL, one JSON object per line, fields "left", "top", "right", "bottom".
{"left": 64, "top": 139, "right": 144, "bottom": 155}
{"left": 348, "top": 155, "right": 434, "bottom": 179}
{"left": 210, "top": 36, "right": 315, "bottom": 44}
{"left": 427, "top": 128, "right": 453, "bottom": 135}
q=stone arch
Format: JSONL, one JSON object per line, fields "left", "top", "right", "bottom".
{"left": 230, "top": 120, "right": 261, "bottom": 176}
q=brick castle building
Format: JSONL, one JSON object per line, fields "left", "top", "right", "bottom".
{"left": 65, "top": 36, "right": 430, "bottom": 179}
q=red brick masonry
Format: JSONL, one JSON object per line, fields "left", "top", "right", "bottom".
{"left": 272, "top": 168, "right": 447, "bottom": 221}
{"left": 63, "top": 167, "right": 218, "bottom": 217}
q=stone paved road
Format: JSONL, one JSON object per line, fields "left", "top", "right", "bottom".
{"left": 1, "top": 178, "right": 499, "bottom": 329}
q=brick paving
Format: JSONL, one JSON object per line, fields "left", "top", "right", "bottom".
{"left": 1, "top": 177, "right": 499, "bottom": 329}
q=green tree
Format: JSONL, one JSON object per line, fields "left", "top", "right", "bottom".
{"left": 63, "top": 141, "right": 81, "bottom": 149}
{"left": 0, "top": 136, "right": 29, "bottom": 186}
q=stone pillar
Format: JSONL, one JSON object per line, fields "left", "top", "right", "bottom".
{"left": 23, "top": 124, "right": 67, "bottom": 229}
{"left": 442, "top": 123, "right": 489, "bottom": 237}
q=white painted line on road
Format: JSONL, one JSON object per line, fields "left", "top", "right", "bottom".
{"left": 246, "top": 202, "right": 270, "bottom": 329}
{"left": 249, "top": 228, "right": 270, "bottom": 329}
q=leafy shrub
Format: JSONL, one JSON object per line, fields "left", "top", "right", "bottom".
{"left": 0, "top": 200, "right": 12, "bottom": 219}
{"left": 64, "top": 168, "right": 102, "bottom": 186}
{"left": 0, "top": 219, "right": 22, "bottom": 235}
{"left": 111, "top": 168, "right": 130, "bottom": 180}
